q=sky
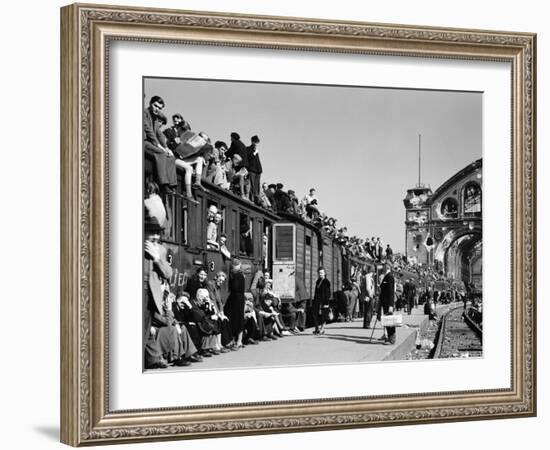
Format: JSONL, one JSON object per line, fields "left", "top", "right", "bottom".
{"left": 144, "top": 78, "right": 482, "bottom": 253}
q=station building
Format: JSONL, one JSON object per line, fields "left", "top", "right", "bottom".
{"left": 403, "top": 158, "right": 482, "bottom": 289}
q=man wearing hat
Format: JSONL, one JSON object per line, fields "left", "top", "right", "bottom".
{"left": 245, "top": 135, "right": 263, "bottom": 205}
{"left": 143, "top": 216, "right": 173, "bottom": 368}
{"left": 377, "top": 262, "right": 396, "bottom": 344}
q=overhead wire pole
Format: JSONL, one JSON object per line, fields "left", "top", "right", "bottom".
{"left": 418, "top": 133, "right": 422, "bottom": 187}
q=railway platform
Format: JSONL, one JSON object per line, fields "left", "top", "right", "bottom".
{"left": 165, "top": 306, "right": 435, "bottom": 372}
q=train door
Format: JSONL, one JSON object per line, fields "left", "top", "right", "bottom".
{"left": 272, "top": 223, "right": 296, "bottom": 301}
{"left": 263, "top": 219, "right": 273, "bottom": 273}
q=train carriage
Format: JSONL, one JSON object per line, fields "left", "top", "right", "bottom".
{"left": 145, "top": 154, "right": 279, "bottom": 299}
{"left": 145, "top": 152, "right": 372, "bottom": 322}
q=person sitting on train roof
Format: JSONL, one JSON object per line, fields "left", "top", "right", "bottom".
{"left": 143, "top": 95, "right": 178, "bottom": 196}
{"left": 225, "top": 132, "right": 249, "bottom": 167}
{"left": 265, "top": 184, "right": 277, "bottom": 207}
{"left": 287, "top": 190, "right": 302, "bottom": 217}
{"left": 258, "top": 182, "right": 272, "bottom": 209}
{"left": 245, "top": 135, "right": 263, "bottom": 205}
{"left": 163, "top": 113, "right": 191, "bottom": 152}
{"left": 173, "top": 131, "right": 212, "bottom": 205}
{"left": 225, "top": 154, "right": 251, "bottom": 200}
{"left": 219, "top": 234, "right": 231, "bottom": 261}
{"left": 301, "top": 188, "right": 318, "bottom": 217}
{"left": 206, "top": 205, "right": 220, "bottom": 250}
{"left": 273, "top": 183, "right": 291, "bottom": 213}
{"left": 205, "top": 141, "right": 230, "bottom": 189}
{"left": 305, "top": 198, "right": 320, "bottom": 220}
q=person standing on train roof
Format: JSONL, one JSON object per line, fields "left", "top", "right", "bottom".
{"left": 312, "top": 267, "right": 331, "bottom": 335}
{"left": 143, "top": 96, "right": 178, "bottom": 195}
{"left": 245, "top": 135, "right": 263, "bottom": 205}
{"left": 385, "top": 244, "right": 394, "bottom": 261}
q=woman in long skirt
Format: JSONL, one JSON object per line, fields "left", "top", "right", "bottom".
{"left": 224, "top": 259, "right": 246, "bottom": 348}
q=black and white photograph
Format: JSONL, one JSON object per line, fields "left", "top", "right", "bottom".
{"left": 142, "top": 77, "right": 483, "bottom": 371}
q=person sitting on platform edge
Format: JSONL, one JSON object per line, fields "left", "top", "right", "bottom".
{"left": 206, "top": 272, "right": 235, "bottom": 351}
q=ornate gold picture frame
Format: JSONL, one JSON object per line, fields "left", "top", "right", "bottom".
{"left": 60, "top": 3, "right": 536, "bottom": 446}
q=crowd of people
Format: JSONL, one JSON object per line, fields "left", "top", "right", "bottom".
{"left": 144, "top": 226, "right": 309, "bottom": 369}
{"left": 143, "top": 94, "right": 467, "bottom": 366}
{"left": 143, "top": 95, "right": 397, "bottom": 262}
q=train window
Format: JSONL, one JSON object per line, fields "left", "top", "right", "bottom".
{"left": 273, "top": 224, "right": 294, "bottom": 261}
{"left": 305, "top": 235, "right": 312, "bottom": 246}
{"left": 239, "top": 213, "right": 253, "bottom": 257}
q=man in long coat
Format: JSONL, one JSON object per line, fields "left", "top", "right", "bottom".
{"left": 143, "top": 96, "right": 177, "bottom": 193}
{"left": 312, "top": 267, "right": 331, "bottom": 335}
{"left": 245, "top": 135, "right": 263, "bottom": 205}
{"left": 378, "top": 263, "right": 396, "bottom": 344}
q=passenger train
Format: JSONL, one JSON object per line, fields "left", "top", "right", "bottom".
{"left": 145, "top": 154, "right": 377, "bottom": 319}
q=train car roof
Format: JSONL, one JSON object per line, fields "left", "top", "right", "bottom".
{"left": 202, "top": 180, "right": 282, "bottom": 221}
{"left": 277, "top": 211, "right": 324, "bottom": 234}
{"left": 145, "top": 151, "right": 281, "bottom": 221}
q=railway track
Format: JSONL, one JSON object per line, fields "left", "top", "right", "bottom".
{"left": 432, "top": 305, "right": 483, "bottom": 359}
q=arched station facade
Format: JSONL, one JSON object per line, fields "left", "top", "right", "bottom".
{"left": 403, "top": 159, "right": 482, "bottom": 290}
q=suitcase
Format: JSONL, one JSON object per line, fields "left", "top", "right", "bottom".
{"left": 381, "top": 314, "right": 403, "bottom": 327}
